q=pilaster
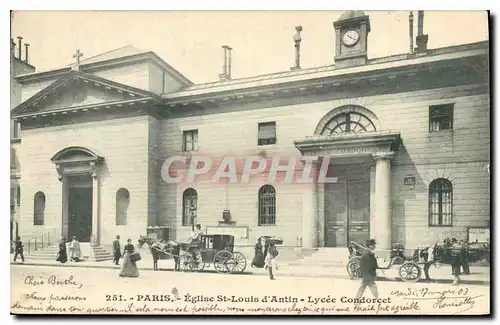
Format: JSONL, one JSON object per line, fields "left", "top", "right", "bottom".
{"left": 372, "top": 152, "right": 394, "bottom": 251}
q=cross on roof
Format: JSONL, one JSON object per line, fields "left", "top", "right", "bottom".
{"left": 72, "top": 49, "right": 83, "bottom": 70}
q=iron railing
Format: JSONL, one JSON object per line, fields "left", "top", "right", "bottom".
{"left": 23, "top": 229, "right": 58, "bottom": 254}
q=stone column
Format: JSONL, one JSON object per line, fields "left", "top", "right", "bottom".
{"left": 91, "top": 162, "right": 100, "bottom": 245}
{"left": 301, "top": 159, "right": 318, "bottom": 249}
{"left": 372, "top": 152, "right": 394, "bottom": 251}
{"left": 61, "top": 175, "right": 69, "bottom": 240}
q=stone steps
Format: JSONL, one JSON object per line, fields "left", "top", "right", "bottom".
{"left": 26, "top": 243, "right": 114, "bottom": 262}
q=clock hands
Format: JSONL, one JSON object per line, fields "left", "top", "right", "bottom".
{"left": 346, "top": 34, "right": 356, "bottom": 41}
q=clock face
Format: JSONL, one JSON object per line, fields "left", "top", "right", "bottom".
{"left": 342, "top": 30, "right": 360, "bottom": 47}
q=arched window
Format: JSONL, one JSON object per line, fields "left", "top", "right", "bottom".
{"left": 258, "top": 185, "right": 276, "bottom": 226}
{"left": 116, "top": 188, "right": 130, "bottom": 226}
{"left": 321, "top": 112, "right": 376, "bottom": 135}
{"left": 182, "top": 188, "right": 198, "bottom": 226}
{"left": 33, "top": 192, "right": 45, "bottom": 225}
{"left": 429, "top": 178, "right": 453, "bottom": 226}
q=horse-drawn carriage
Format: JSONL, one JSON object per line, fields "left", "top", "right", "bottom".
{"left": 347, "top": 239, "right": 490, "bottom": 282}
{"left": 347, "top": 241, "right": 423, "bottom": 282}
{"left": 151, "top": 234, "right": 248, "bottom": 274}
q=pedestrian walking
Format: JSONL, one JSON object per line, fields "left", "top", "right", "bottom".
{"left": 56, "top": 237, "right": 68, "bottom": 264}
{"left": 450, "top": 238, "right": 464, "bottom": 285}
{"left": 69, "top": 236, "right": 81, "bottom": 262}
{"left": 112, "top": 235, "right": 121, "bottom": 265}
{"left": 355, "top": 239, "right": 379, "bottom": 300}
{"left": 264, "top": 243, "right": 279, "bottom": 280}
{"left": 251, "top": 237, "right": 265, "bottom": 268}
{"left": 460, "top": 240, "right": 471, "bottom": 275}
{"left": 119, "top": 239, "right": 139, "bottom": 277}
{"left": 13, "top": 236, "right": 24, "bottom": 263}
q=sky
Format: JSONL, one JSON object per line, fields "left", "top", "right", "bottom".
{"left": 11, "top": 11, "right": 489, "bottom": 84}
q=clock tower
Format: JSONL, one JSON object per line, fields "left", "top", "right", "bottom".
{"left": 333, "top": 10, "right": 371, "bottom": 68}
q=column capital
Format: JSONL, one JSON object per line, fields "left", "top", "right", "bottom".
{"left": 90, "top": 161, "right": 98, "bottom": 179}
{"left": 372, "top": 152, "right": 394, "bottom": 161}
{"left": 299, "top": 156, "right": 321, "bottom": 167}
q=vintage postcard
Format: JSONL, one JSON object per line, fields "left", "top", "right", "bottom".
{"left": 9, "top": 10, "right": 490, "bottom": 315}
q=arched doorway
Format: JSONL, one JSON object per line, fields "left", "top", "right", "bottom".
{"left": 295, "top": 105, "right": 400, "bottom": 249}
{"left": 51, "top": 146, "right": 104, "bottom": 243}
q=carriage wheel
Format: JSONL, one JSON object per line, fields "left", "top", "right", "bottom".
{"left": 179, "top": 255, "right": 194, "bottom": 272}
{"left": 347, "top": 257, "right": 362, "bottom": 279}
{"left": 213, "top": 251, "right": 233, "bottom": 273}
{"left": 227, "top": 252, "right": 247, "bottom": 274}
{"left": 190, "top": 253, "right": 206, "bottom": 272}
{"left": 399, "top": 262, "right": 422, "bottom": 282}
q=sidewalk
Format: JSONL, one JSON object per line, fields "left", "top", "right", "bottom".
{"left": 10, "top": 253, "right": 490, "bottom": 285}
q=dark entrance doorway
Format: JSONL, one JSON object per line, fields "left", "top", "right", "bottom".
{"left": 324, "top": 179, "right": 370, "bottom": 247}
{"left": 68, "top": 175, "right": 93, "bottom": 242}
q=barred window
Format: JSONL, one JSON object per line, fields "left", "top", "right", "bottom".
{"left": 258, "top": 185, "right": 276, "bottom": 226}
{"left": 183, "top": 130, "right": 199, "bottom": 152}
{"left": 321, "top": 112, "right": 376, "bottom": 135}
{"left": 429, "top": 104, "right": 453, "bottom": 132}
{"left": 182, "top": 188, "right": 198, "bottom": 226}
{"left": 429, "top": 178, "right": 453, "bottom": 226}
{"left": 33, "top": 191, "right": 45, "bottom": 226}
{"left": 116, "top": 188, "right": 130, "bottom": 226}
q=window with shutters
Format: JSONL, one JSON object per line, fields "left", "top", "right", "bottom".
{"left": 429, "top": 178, "right": 453, "bottom": 226}
{"left": 258, "top": 122, "right": 276, "bottom": 146}
{"left": 429, "top": 104, "right": 454, "bottom": 132}
{"left": 258, "top": 185, "right": 276, "bottom": 226}
{"left": 183, "top": 130, "right": 199, "bottom": 152}
{"left": 33, "top": 192, "right": 46, "bottom": 226}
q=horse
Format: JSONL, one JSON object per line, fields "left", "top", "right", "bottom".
{"left": 150, "top": 240, "right": 181, "bottom": 271}
{"left": 137, "top": 235, "right": 155, "bottom": 249}
{"left": 413, "top": 239, "right": 489, "bottom": 280}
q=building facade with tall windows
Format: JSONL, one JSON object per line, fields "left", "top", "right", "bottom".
{"left": 10, "top": 36, "right": 36, "bottom": 248}
{"left": 11, "top": 11, "right": 490, "bottom": 258}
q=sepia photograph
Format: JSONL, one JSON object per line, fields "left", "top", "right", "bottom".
{"left": 8, "top": 9, "right": 491, "bottom": 316}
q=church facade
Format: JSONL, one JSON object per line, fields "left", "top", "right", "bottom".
{"left": 11, "top": 11, "right": 490, "bottom": 256}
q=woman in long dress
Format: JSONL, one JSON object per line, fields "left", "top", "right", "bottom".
{"left": 251, "top": 237, "right": 265, "bottom": 268}
{"left": 69, "top": 236, "right": 82, "bottom": 262}
{"left": 56, "top": 237, "right": 68, "bottom": 263}
{"left": 119, "top": 239, "right": 139, "bottom": 277}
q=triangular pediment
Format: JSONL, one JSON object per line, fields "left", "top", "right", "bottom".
{"left": 12, "top": 70, "right": 160, "bottom": 117}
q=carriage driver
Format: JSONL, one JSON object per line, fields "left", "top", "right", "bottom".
{"left": 186, "top": 224, "right": 203, "bottom": 260}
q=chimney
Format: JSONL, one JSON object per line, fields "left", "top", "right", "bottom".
{"left": 11, "top": 38, "right": 16, "bottom": 56}
{"left": 416, "top": 11, "right": 428, "bottom": 54}
{"left": 24, "top": 43, "right": 30, "bottom": 63}
{"left": 227, "top": 46, "right": 232, "bottom": 79}
{"left": 409, "top": 12, "right": 414, "bottom": 54}
{"left": 290, "top": 26, "right": 303, "bottom": 70}
{"left": 17, "top": 36, "right": 22, "bottom": 60}
{"left": 219, "top": 45, "right": 232, "bottom": 81}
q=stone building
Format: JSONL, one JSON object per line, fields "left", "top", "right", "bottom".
{"left": 10, "top": 36, "right": 36, "bottom": 246}
{"left": 11, "top": 11, "right": 490, "bottom": 259}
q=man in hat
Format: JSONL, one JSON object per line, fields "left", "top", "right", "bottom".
{"left": 113, "top": 235, "right": 122, "bottom": 265}
{"left": 355, "top": 239, "right": 379, "bottom": 300}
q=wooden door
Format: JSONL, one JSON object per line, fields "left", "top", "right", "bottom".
{"left": 324, "top": 181, "right": 347, "bottom": 247}
{"left": 347, "top": 180, "right": 370, "bottom": 245}
{"left": 68, "top": 187, "right": 93, "bottom": 242}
